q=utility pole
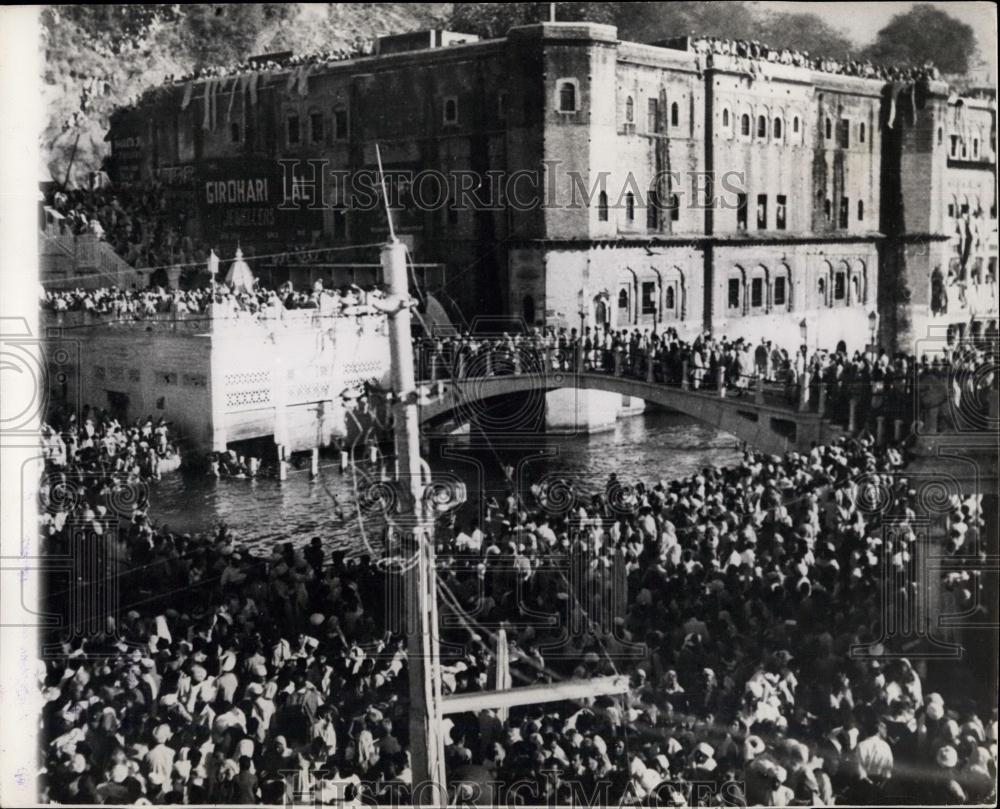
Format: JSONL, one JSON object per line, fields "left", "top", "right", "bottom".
{"left": 381, "top": 236, "right": 447, "bottom": 806}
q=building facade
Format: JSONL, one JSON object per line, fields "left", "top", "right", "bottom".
{"left": 108, "top": 22, "right": 997, "bottom": 356}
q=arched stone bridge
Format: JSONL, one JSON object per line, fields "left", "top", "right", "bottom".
{"left": 416, "top": 366, "right": 848, "bottom": 456}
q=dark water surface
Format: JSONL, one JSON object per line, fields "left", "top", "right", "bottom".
{"left": 146, "top": 410, "right": 742, "bottom": 555}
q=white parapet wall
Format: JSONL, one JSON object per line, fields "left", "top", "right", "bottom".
{"left": 43, "top": 309, "right": 393, "bottom": 454}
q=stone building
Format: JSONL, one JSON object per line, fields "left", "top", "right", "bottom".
{"left": 106, "top": 21, "right": 997, "bottom": 379}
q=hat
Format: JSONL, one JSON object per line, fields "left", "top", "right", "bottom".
{"left": 309, "top": 613, "right": 325, "bottom": 626}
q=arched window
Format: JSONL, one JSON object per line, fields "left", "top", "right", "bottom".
{"left": 818, "top": 277, "right": 827, "bottom": 306}
{"left": 522, "top": 295, "right": 536, "bottom": 324}
{"left": 443, "top": 97, "right": 458, "bottom": 124}
{"left": 670, "top": 102, "right": 679, "bottom": 127}
{"left": 625, "top": 192, "right": 635, "bottom": 222}
{"left": 859, "top": 122, "right": 866, "bottom": 143}
{"left": 973, "top": 138, "right": 980, "bottom": 158}
{"left": 625, "top": 96, "right": 634, "bottom": 123}
{"left": 825, "top": 118, "right": 832, "bottom": 139}
{"left": 757, "top": 115, "right": 767, "bottom": 138}
{"left": 773, "top": 117, "right": 783, "bottom": 139}
{"left": 597, "top": 191, "right": 608, "bottom": 222}
{"left": 773, "top": 264, "right": 790, "bottom": 309}
{"left": 722, "top": 108, "right": 730, "bottom": 127}
{"left": 665, "top": 286, "right": 675, "bottom": 309}
{"left": 741, "top": 114, "right": 751, "bottom": 136}
{"left": 618, "top": 289, "right": 629, "bottom": 309}
{"left": 824, "top": 198, "right": 832, "bottom": 221}
{"left": 793, "top": 116, "right": 800, "bottom": 133}
{"left": 559, "top": 82, "right": 576, "bottom": 112}
{"left": 286, "top": 113, "right": 301, "bottom": 145}
{"left": 857, "top": 200, "right": 864, "bottom": 221}
{"left": 728, "top": 271, "right": 744, "bottom": 312}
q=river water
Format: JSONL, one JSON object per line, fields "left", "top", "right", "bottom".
{"left": 146, "top": 410, "right": 741, "bottom": 555}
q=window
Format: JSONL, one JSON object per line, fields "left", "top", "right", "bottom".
{"left": 665, "top": 287, "right": 676, "bottom": 309}
{"left": 670, "top": 102, "right": 679, "bottom": 127}
{"left": 722, "top": 108, "right": 730, "bottom": 127}
{"left": 834, "top": 270, "right": 846, "bottom": 301}
{"left": 818, "top": 277, "right": 827, "bottom": 306}
{"left": 647, "top": 190, "right": 660, "bottom": 230}
{"left": 950, "top": 135, "right": 959, "bottom": 157}
{"left": 642, "top": 281, "right": 657, "bottom": 314}
{"left": 961, "top": 140, "right": 968, "bottom": 158}
{"left": 839, "top": 197, "right": 849, "bottom": 229}
{"left": 669, "top": 193, "right": 680, "bottom": 222}
{"left": 973, "top": 138, "right": 979, "bottom": 158}
{"left": 648, "top": 98, "right": 659, "bottom": 133}
{"left": 773, "top": 276, "right": 787, "bottom": 307}
{"left": 625, "top": 96, "right": 634, "bottom": 123}
{"left": 333, "top": 107, "right": 349, "bottom": 139}
{"left": 947, "top": 203, "right": 955, "bottom": 217}
{"left": 728, "top": 278, "right": 741, "bottom": 310}
{"left": 751, "top": 277, "right": 763, "bottom": 308}
{"left": 793, "top": 116, "right": 800, "bottom": 133}
{"left": 857, "top": 200, "right": 864, "bottom": 221}
{"left": 757, "top": 115, "right": 767, "bottom": 139}
{"left": 230, "top": 122, "right": 241, "bottom": 143}
{"left": 838, "top": 119, "right": 850, "bottom": 148}
{"left": 332, "top": 206, "right": 348, "bottom": 239}
{"left": 625, "top": 192, "right": 635, "bottom": 223}
{"left": 287, "top": 114, "right": 300, "bottom": 145}
{"left": 859, "top": 122, "right": 866, "bottom": 143}
{"left": 498, "top": 91, "right": 508, "bottom": 120}
{"left": 824, "top": 198, "right": 832, "bottom": 222}
{"left": 444, "top": 97, "right": 458, "bottom": 124}
{"left": 598, "top": 191, "right": 608, "bottom": 222}
{"left": 736, "top": 192, "right": 748, "bottom": 231}
{"left": 310, "top": 112, "right": 324, "bottom": 143}
{"left": 776, "top": 195, "right": 787, "bottom": 230}
{"left": 938, "top": 127, "right": 943, "bottom": 145}
{"left": 960, "top": 200, "right": 969, "bottom": 215}
{"left": 618, "top": 289, "right": 629, "bottom": 309}
{"left": 559, "top": 82, "right": 576, "bottom": 112}
{"left": 825, "top": 118, "right": 832, "bottom": 140}
{"left": 773, "top": 117, "right": 783, "bottom": 140}
{"left": 740, "top": 114, "right": 751, "bottom": 137}
{"left": 756, "top": 194, "right": 767, "bottom": 230}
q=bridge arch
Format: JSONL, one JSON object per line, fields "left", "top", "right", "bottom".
{"left": 417, "top": 371, "right": 841, "bottom": 456}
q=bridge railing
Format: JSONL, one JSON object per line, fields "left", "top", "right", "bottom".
{"left": 414, "top": 341, "right": 998, "bottom": 445}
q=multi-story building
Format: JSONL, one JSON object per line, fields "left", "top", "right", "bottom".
{"left": 106, "top": 21, "right": 997, "bottom": 364}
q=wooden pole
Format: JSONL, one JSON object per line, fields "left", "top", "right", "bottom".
{"left": 441, "top": 675, "right": 630, "bottom": 715}
{"left": 383, "top": 238, "right": 447, "bottom": 805}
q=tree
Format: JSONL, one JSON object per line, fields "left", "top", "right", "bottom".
{"left": 863, "top": 4, "right": 976, "bottom": 74}
{"left": 757, "top": 12, "right": 855, "bottom": 59}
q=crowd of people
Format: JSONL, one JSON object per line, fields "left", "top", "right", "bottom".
{"left": 43, "top": 185, "right": 199, "bottom": 273}
{"left": 684, "top": 36, "right": 942, "bottom": 82}
{"left": 164, "top": 37, "right": 376, "bottom": 85}
{"left": 38, "top": 415, "right": 996, "bottom": 804}
{"left": 40, "top": 281, "right": 390, "bottom": 325}
{"left": 415, "top": 327, "right": 997, "bottom": 436}
{"left": 39, "top": 407, "right": 179, "bottom": 544}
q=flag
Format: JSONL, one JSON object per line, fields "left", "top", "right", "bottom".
{"left": 208, "top": 249, "right": 219, "bottom": 278}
